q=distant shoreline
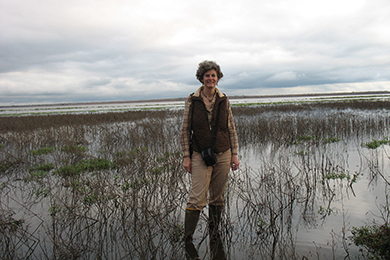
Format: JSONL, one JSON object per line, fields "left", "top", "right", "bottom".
{"left": 1, "top": 90, "right": 389, "bottom": 109}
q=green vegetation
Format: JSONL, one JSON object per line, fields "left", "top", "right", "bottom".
{"left": 35, "top": 187, "right": 49, "bottom": 197}
{"left": 294, "top": 150, "right": 306, "bottom": 156}
{"left": 324, "top": 172, "right": 349, "bottom": 180}
{"left": 21, "top": 163, "right": 55, "bottom": 182}
{"left": 0, "top": 161, "right": 12, "bottom": 174}
{"left": 324, "top": 171, "right": 360, "bottom": 183}
{"left": 49, "top": 204, "right": 60, "bottom": 217}
{"left": 61, "top": 145, "right": 88, "bottom": 154}
{"left": 363, "top": 137, "right": 390, "bottom": 149}
{"left": 0, "top": 217, "right": 24, "bottom": 233}
{"left": 351, "top": 223, "right": 390, "bottom": 259}
{"left": 318, "top": 205, "right": 333, "bottom": 216}
{"left": 172, "top": 224, "right": 183, "bottom": 242}
{"left": 55, "top": 158, "right": 116, "bottom": 178}
{"left": 29, "top": 163, "right": 55, "bottom": 172}
{"left": 30, "top": 147, "right": 55, "bottom": 155}
{"left": 30, "top": 170, "right": 48, "bottom": 177}
{"left": 1, "top": 98, "right": 389, "bottom": 259}
{"left": 292, "top": 135, "right": 341, "bottom": 145}
{"left": 121, "top": 178, "right": 152, "bottom": 191}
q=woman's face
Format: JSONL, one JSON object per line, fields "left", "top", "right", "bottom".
{"left": 202, "top": 69, "right": 219, "bottom": 89}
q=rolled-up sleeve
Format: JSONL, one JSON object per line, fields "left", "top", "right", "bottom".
{"left": 227, "top": 99, "right": 238, "bottom": 155}
{"left": 180, "top": 96, "right": 192, "bottom": 158}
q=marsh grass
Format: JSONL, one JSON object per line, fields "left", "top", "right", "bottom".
{"left": 0, "top": 99, "right": 389, "bottom": 259}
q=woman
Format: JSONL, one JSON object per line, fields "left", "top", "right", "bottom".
{"left": 180, "top": 60, "right": 240, "bottom": 260}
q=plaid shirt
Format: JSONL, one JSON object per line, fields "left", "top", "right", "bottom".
{"left": 180, "top": 86, "right": 239, "bottom": 158}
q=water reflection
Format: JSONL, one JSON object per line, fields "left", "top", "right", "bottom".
{"left": 1, "top": 105, "right": 389, "bottom": 259}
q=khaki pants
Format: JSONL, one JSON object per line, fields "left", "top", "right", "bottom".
{"left": 187, "top": 149, "right": 231, "bottom": 211}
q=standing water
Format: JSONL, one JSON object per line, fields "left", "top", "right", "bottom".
{"left": 1, "top": 97, "right": 389, "bottom": 259}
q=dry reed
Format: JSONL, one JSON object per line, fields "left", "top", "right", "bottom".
{"left": 1, "top": 99, "right": 389, "bottom": 259}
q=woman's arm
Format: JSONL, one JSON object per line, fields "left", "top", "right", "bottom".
{"left": 180, "top": 96, "right": 192, "bottom": 172}
{"left": 227, "top": 98, "right": 240, "bottom": 170}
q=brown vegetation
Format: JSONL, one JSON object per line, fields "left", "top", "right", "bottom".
{"left": 1, "top": 99, "right": 389, "bottom": 259}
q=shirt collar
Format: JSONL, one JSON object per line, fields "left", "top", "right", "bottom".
{"left": 193, "top": 86, "right": 224, "bottom": 98}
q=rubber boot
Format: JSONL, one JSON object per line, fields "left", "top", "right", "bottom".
{"left": 184, "top": 209, "right": 200, "bottom": 260}
{"left": 209, "top": 205, "right": 226, "bottom": 260}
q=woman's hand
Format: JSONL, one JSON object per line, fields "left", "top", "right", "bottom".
{"left": 183, "top": 157, "right": 192, "bottom": 173}
{"left": 230, "top": 154, "right": 240, "bottom": 171}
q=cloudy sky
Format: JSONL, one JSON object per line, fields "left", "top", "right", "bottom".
{"left": 1, "top": 0, "right": 389, "bottom": 105}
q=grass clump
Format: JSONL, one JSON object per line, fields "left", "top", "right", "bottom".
{"left": 324, "top": 171, "right": 360, "bottom": 183}
{"left": 29, "top": 163, "right": 55, "bottom": 172}
{"left": 292, "top": 135, "right": 317, "bottom": 144}
{"left": 78, "top": 158, "right": 116, "bottom": 172}
{"left": 26, "top": 163, "right": 55, "bottom": 180}
{"left": 323, "top": 137, "right": 340, "bottom": 144}
{"left": 351, "top": 223, "right": 390, "bottom": 259}
{"left": 61, "top": 145, "right": 88, "bottom": 154}
{"left": 363, "top": 137, "right": 390, "bottom": 149}
{"left": 55, "top": 158, "right": 116, "bottom": 178}
{"left": 297, "top": 135, "right": 317, "bottom": 142}
{"left": 293, "top": 135, "right": 341, "bottom": 145}
{"left": 30, "top": 147, "right": 55, "bottom": 155}
{"left": 324, "top": 172, "right": 348, "bottom": 180}
{"left": 0, "top": 161, "right": 13, "bottom": 174}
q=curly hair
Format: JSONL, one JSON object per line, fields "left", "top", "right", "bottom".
{"left": 195, "top": 60, "right": 224, "bottom": 83}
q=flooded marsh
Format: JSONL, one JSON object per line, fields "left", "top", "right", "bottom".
{"left": 1, "top": 98, "right": 390, "bottom": 259}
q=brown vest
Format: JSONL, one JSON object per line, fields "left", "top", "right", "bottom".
{"left": 191, "top": 94, "right": 231, "bottom": 153}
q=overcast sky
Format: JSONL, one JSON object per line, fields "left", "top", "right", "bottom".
{"left": 1, "top": 0, "right": 389, "bottom": 105}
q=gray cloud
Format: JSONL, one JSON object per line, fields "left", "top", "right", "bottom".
{"left": 1, "top": 0, "right": 389, "bottom": 105}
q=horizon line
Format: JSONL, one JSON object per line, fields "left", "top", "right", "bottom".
{"left": 1, "top": 90, "right": 389, "bottom": 109}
